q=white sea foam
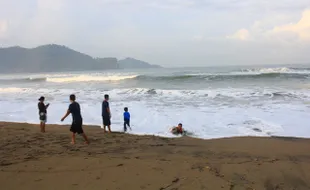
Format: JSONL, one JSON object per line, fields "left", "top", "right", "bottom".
{"left": 0, "top": 87, "right": 30, "bottom": 93}
{"left": 0, "top": 87, "right": 309, "bottom": 102}
{"left": 0, "top": 85, "right": 310, "bottom": 139}
{"left": 0, "top": 98, "right": 309, "bottom": 139}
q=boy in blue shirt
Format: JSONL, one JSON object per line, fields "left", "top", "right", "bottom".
{"left": 123, "top": 107, "right": 131, "bottom": 132}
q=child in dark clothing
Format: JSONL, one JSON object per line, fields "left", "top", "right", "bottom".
{"left": 123, "top": 107, "right": 131, "bottom": 132}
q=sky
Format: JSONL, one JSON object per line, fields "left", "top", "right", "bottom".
{"left": 0, "top": 0, "right": 310, "bottom": 67}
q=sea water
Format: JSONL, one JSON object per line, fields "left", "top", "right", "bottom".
{"left": 1, "top": 65, "right": 310, "bottom": 139}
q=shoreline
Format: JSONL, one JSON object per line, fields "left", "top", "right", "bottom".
{"left": 1, "top": 122, "right": 310, "bottom": 190}
{"left": 0, "top": 121, "right": 301, "bottom": 140}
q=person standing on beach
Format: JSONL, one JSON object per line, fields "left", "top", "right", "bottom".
{"left": 123, "top": 107, "right": 131, "bottom": 132}
{"left": 102, "top": 94, "right": 112, "bottom": 133}
{"left": 61, "top": 94, "right": 89, "bottom": 144}
{"left": 38, "top": 96, "right": 49, "bottom": 133}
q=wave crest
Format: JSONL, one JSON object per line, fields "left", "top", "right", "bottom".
{"left": 237, "top": 67, "right": 310, "bottom": 74}
{"left": 46, "top": 75, "right": 138, "bottom": 83}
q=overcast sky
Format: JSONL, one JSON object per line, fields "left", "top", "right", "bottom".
{"left": 0, "top": 0, "right": 309, "bottom": 66}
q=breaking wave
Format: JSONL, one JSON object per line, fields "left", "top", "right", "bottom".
{"left": 0, "top": 87, "right": 307, "bottom": 101}
{"left": 46, "top": 75, "right": 138, "bottom": 83}
{"left": 0, "top": 75, "right": 138, "bottom": 83}
{"left": 1, "top": 67, "right": 310, "bottom": 84}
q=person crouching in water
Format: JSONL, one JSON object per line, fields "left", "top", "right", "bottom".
{"left": 123, "top": 107, "right": 131, "bottom": 132}
{"left": 171, "top": 123, "right": 184, "bottom": 135}
{"left": 61, "top": 94, "right": 89, "bottom": 145}
{"left": 38, "top": 96, "right": 49, "bottom": 133}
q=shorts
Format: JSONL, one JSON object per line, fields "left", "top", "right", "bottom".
{"left": 39, "top": 113, "right": 47, "bottom": 123}
{"left": 102, "top": 116, "right": 111, "bottom": 126}
{"left": 70, "top": 119, "right": 84, "bottom": 134}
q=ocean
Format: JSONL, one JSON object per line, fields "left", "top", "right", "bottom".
{"left": 1, "top": 65, "right": 310, "bottom": 139}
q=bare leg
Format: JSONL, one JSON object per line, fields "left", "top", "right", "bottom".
{"left": 82, "top": 133, "right": 89, "bottom": 144}
{"left": 40, "top": 122, "right": 44, "bottom": 132}
{"left": 102, "top": 117, "right": 107, "bottom": 133}
{"left": 107, "top": 125, "right": 111, "bottom": 133}
{"left": 42, "top": 122, "right": 46, "bottom": 133}
{"left": 71, "top": 133, "right": 76, "bottom": 144}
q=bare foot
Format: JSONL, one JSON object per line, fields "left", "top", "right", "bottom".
{"left": 85, "top": 141, "right": 89, "bottom": 145}
{"left": 70, "top": 141, "right": 75, "bottom": 145}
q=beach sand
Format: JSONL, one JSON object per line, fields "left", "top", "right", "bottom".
{"left": 1, "top": 122, "right": 310, "bottom": 190}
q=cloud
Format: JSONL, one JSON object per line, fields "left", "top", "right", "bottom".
{"left": 226, "top": 29, "right": 250, "bottom": 41}
{"left": 4, "top": 0, "right": 71, "bottom": 46}
{"left": 0, "top": 0, "right": 310, "bottom": 66}
{"left": 228, "top": 9, "right": 310, "bottom": 42}
{"left": 0, "top": 20, "right": 8, "bottom": 39}
{"left": 36, "top": 0, "right": 64, "bottom": 11}
{"left": 271, "top": 9, "right": 310, "bottom": 41}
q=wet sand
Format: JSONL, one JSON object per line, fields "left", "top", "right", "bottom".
{"left": 1, "top": 122, "right": 310, "bottom": 190}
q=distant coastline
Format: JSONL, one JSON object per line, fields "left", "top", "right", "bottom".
{"left": 0, "top": 44, "right": 161, "bottom": 73}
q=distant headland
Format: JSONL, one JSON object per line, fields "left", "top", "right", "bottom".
{"left": 0, "top": 44, "right": 161, "bottom": 73}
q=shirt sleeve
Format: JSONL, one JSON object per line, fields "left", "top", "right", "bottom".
{"left": 103, "top": 101, "right": 108, "bottom": 109}
{"left": 102, "top": 102, "right": 106, "bottom": 113}
{"left": 68, "top": 104, "right": 73, "bottom": 113}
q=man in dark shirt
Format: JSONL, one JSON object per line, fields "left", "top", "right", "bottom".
{"left": 61, "top": 94, "right": 89, "bottom": 144}
{"left": 102, "top": 94, "right": 111, "bottom": 133}
{"left": 38, "top": 96, "right": 49, "bottom": 133}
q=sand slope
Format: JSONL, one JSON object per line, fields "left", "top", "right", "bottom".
{"left": 1, "top": 122, "right": 310, "bottom": 190}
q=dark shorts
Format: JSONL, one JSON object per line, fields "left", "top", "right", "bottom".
{"left": 124, "top": 119, "right": 130, "bottom": 126}
{"left": 70, "top": 119, "right": 84, "bottom": 134}
{"left": 39, "top": 113, "right": 47, "bottom": 123}
{"left": 102, "top": 116, "right": 111, "bottom": 126}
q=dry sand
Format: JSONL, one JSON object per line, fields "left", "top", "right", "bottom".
{"left": 1, "top": 122, "right": 310, "bottom": 190}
